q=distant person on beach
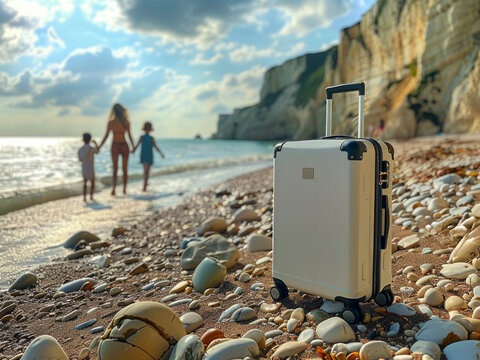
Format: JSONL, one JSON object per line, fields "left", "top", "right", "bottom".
{"left": 132, "top": 121, "right": 165, "bottom": 192}
{"left": 78, "top": 133, "right": 99, "bottom": 202}
{"left": 379, "top": 119, "right": 385, "bottom": 136}
{"left": 98, "top": 103, "right": 135, "bottom": 196}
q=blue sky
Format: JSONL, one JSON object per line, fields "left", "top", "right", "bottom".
{"left": 0, "top": 0, "right": 375, "bottom": 138}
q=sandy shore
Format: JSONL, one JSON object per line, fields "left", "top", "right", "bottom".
{"left": 3, "top": 135, "right": 480, "bottom": 359}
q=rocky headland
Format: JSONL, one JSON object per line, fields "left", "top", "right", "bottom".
{"left": 213, "top": 0, "right": 480, "bottom": 141}
{"left": 4, "top": 136, "right": 480, "bottom": 359}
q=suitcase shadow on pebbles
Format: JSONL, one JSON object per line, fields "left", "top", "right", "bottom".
{"left": 270, "top": 288, "right": 324, "bottom": 313}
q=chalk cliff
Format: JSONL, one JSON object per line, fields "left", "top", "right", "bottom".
{"left": 213, "top": 0, "right": 480, "bottom": 140}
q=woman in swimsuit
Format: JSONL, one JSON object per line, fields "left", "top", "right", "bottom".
{"left": 99, "top": 103, "right": 135, "bottom": 195}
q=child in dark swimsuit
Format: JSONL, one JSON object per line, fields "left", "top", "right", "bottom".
{"left": 132, "top": 122, "right": 165, "bottom": 191}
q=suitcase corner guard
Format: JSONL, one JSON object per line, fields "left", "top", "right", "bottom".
{"left": 273, "top": 142, "right": 287, "bottom": 158}
{"left": 340, "top": 140, "right": 367, "bottom": 160}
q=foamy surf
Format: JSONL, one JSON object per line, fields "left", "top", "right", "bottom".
{"left": 0, "top": 154, "right": 270, "bottom": 215}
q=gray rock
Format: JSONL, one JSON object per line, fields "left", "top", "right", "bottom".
{"left": 218, "top": 304, "right": 242, "bottom": 322}
{"left": 297, "top": 329, "right": 315, "bottom": 344}
{"left": 320, "top": 300, "right": 344, "bottom": 313}
{"left": 197, "top": 217, "right": 228, "bottom": 236}
{"left": 57, "top": 278, "right": 96, "bottom": 293}
{"left": 63, "top": 231, "right": 99, "bottom": 249}
{"left": 246, "top": 234, "right": 272, "bottom": 252}
{"left": 387, "top": 322, "right": 400, "bottom": 337}
{"left": 66, "top": 249, "right": 95, "bottom": 260}
{"left": 415, "top": 319, "right": 468, "bottom": 345}
{"left": 21, "top": 335, "right": 68, "bottom": 360}
{"left": 232, "top": 208, "right": 260, "bottom": 223}
{"left": 387, "top": 303, "right": 416, "bottom": 317}
{"left": 169, "top": 334, "right": 204, "bottom": 360}
{"left": 433, "top": 174, "right": 462, "bottom": 188}
{"left": 440, "top": 263, "right": 477, "bottom": 279}
{"left": 456, "top": 195, "right": 474, "bottom": 206}
{"left": 179, "top": 312, "right": 204, "bottom": 333}
{"left": 315, "top": 317, "right": 354, "bottom": 343}
{"left": 192, "top": 257, "right": 226, "bottom": 292}
{"left": 180, "top": 235, "right": 239, "bottom": 270}
{"left": 307, "top": 309, "right": 330, "bottom": 324}
{"left": 417, "top": 304, "right": 433, "bottom": 317}
{"left": 204, "top": 338, "right": 259, "bottom": 359}
{"left": 450, "top": 206, "right": 471, "bottom": 216}
{"left": 265, "top": 330, "right": 283, "bottom": 339}
{"left": 411, "top": 340, "right": 441, "bottom": 360}
{"left": 443, "top": 340, "right": 480, "bottom": 360}
{"left": 8, "top": 272, "right": 37, "bottom": 291}
{"left": 90, "top": 254, "right": 110, "bottom": 268}
{"left": 231, "top": 307, "right": 256, "bottom": 322}
{"left": 75, "top": 319, "right": 97, "bottom": 330}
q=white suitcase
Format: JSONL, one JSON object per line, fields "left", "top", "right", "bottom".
{"left": 271, "top": 82, "right": 394, "bottom": 324}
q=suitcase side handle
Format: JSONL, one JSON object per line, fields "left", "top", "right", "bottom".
{"left": 325, "top": 82, "right": 365, "bottom": 138}
{"left": 381, "top": 195, "right": 390, "bottom": 249}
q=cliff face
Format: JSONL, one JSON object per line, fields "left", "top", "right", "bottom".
{"left": 213, "top": 0, "right": 480, "bottom": 140}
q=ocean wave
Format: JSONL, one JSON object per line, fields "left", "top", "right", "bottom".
{"left": 0, "top": 154, "right": 271, "bottom": 215}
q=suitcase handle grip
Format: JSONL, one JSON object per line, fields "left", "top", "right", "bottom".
{"left": 326, "top": 83, "right": 365, "bottom": 99}
{"left": 381, "top": 195, "right": 390, "bottom": 249}
{"left": 325, "top": 82, "right": 365, "bottom": 138}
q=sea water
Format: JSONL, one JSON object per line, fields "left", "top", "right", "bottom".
{"left": 0, "top": 137, "right": 275, "bottom": 286}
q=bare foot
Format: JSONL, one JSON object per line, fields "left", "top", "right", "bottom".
{"left": 83, "top": 197, "right": 87, "bottom": 203}
{"left": 111, "top": 189, "right": 116, "bottom": 196}
{"left": 90, "top": 196, "right": 94, "bottom": 201}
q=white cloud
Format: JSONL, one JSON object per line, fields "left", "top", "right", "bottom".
{"left": 0, "top": 0, "right": 46, "bottom": 62}
{"left": 275, "top": 0, "right": 349, "bottom": 37}
{"left": 0, "top": 0, "right": 78, "bottom": 63}
{"left": 91, "top": 0, "right": 350, "bottom": 48}
{"left": 227, "top": 42, "right": 305, "bottom": 63}
{"left": 0, "top": 46, "right": 132, "bottom": 115}
{"left": 46, "top": 26, "right": 65, "bottom": 48}
{"left": 229, "top": 45, "right": 277, "bottom": 63}
{"left": 319, "top": 40, "right": 339, "bottom": 51}
{"left": 189, "top": 53, "right": 223, "bottom": 66}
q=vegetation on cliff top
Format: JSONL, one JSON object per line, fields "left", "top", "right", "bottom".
{"left": 294, "top": 46, "right": 338, "bottom": 108}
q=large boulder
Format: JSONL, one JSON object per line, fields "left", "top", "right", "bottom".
{"left": 98, "top": 302, "right": 186, "bottom": 360}
{"left": 180, "top": 235, "right": 239, "bottom": 270}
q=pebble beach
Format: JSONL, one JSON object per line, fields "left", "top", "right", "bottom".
{"left": 4, "top": 135, "right": 480, "bottom": 360}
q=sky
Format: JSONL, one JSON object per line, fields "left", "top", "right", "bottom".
{"left": 0, "top": 0, "right": 376, "bottom": 138}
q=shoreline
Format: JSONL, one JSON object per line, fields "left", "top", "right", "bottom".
{"left": 2, "top": 135, "right": 480, "bottom": 359}
{"left": 0, "top": 159, "right": 271, "bottom": 287}
{"left": 0, "top": 154, "right": 271, "bottom": 216}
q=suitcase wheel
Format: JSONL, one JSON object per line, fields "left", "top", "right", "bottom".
{"left": 342, "top": 305, "right": 364, "bottom": 325}
{"left": 374, "top": 289, "right": 394, "bottom": 307}
{"left": 270, "top": 278, "right": 288, "bottom": 300}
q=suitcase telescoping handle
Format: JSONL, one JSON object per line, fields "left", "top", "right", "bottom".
{"left": 325, "top": 82, "right": 365, "bottom": 138}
